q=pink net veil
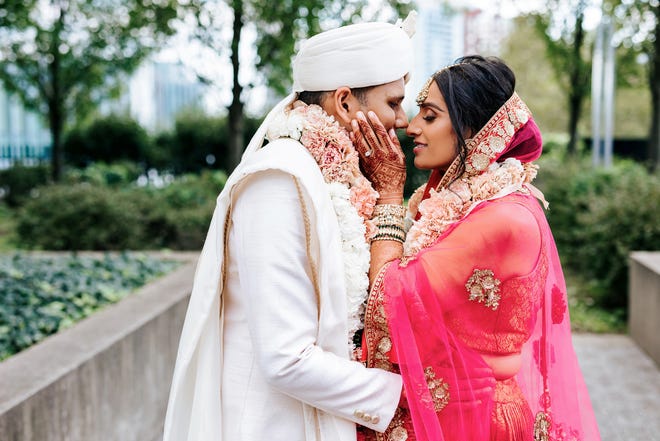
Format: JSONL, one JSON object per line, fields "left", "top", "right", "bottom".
{"left": 369, "top": 94, "right": 601, "bottom": 440}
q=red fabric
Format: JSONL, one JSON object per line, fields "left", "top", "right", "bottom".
{"left": 364, "top": 96, "right": 600, "bottom": 440}
{"left": 381, "top": 195, "right": 600, "bottom": 440}
{"left": 498, "top": 119, "right": 543, "bottom": 163}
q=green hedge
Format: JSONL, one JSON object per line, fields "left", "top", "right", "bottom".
{"left": 63, "top": 115, "right": 152, "bottom": 167}
{"left": 537, "top": 155, "right": 660, "bottom": 312}
{"left": 16, "top": 184, "right": 155, "bottom": 250}
{"left": 64, "top": 161, "right": 143, "bottom": 188}
{"left": 0, "top": 164, "right": 51, "bottom": 207}
{"left": 15, "top": 169, "right": 227, "bottom": 251}
{"left": 0, "top": 253, "right": 180, "bottom": 361}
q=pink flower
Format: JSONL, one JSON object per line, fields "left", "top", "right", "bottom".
{"left": 301, "top": 131, "right": 326, "bottom": 160}
{"left": 407, "top": 184, "right": 426, "bottom": 218}
{"left": 350, "top": 177, "right": 378, "bottom": 219}
{"left": 364, "top": 219, "right": 377, "bottom": 241}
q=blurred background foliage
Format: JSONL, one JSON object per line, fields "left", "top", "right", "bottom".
{"left": 1, "top": 0, "right": 659, "bottom": 337}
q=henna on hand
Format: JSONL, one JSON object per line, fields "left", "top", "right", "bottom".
{"left": 351, "top": 111, "right": 406, "bottom": 203}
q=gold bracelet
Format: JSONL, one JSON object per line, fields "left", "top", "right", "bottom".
{"left": 373, "top": 204, "right": 406, "bottom": 218}
{"left": 373, "top": 204, "right": 406, "bottom": 232}
{"left": 371, "top": 223, "right": 406, "bottom": 243}
{"left": 371, "top": 232, "right": 405, "bottom": 243}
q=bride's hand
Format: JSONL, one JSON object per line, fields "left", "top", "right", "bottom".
{"left": 351, "top": 111, "right": 406, "bottom": 204}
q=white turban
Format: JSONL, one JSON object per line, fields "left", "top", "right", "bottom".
{"left": 292, "top": 15, "right": 416, "bottom": 92}
{"left": 240, "top": 12, "right": 416, "bottom": 160}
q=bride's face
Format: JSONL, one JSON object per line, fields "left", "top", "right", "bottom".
{"left": 406, "top": 81, "right": 458, "bottom": 171}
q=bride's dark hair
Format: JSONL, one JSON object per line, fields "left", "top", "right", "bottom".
{"left": 433, "top": 55, "right": 516, "bottom": 178}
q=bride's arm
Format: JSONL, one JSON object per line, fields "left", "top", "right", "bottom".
{"left": 351, "top": 111, "right": 406, "bottom": 286}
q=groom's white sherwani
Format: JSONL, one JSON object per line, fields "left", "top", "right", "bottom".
{"left": 163, "top": 139, "right": 402, "bottom": 441}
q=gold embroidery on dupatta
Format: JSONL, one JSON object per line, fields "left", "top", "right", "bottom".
{"left": 464, "top": 93, "right": 530, "bottom": 174}
{"left": 364, "top": 265, "right": 409, "bottom": 441}
{"left": 365, "top": 266, "right": 394, "bottom": 371}
{"left": 534, "top": 411, "right": 551, "bottom": 441}
{"left": 432, "top": 93, "right": 532, "bottom": 191}
{"left": 466, "top": 269, "right": 502, "bottom": 310}
{"left": 424, "top": 367, "right": 450, "bottom": 412}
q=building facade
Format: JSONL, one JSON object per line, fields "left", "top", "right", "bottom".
{"left": 129, "top": 61, "right": 204, "bottom": 133}
{"left": 0, "top": 88, "right": 51, "bottom": 169}
{"left": 406, "top": 0, "right": 510, "bottom": 112}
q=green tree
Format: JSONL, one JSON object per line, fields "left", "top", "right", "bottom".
{"left": 188, "top": 0, "right": 413, "bottom": 172}
{"left": 608, "top": 0, "right": 659, "bottom": 170}
{"left": 526, "top": 0, "right": 594, "bottom": 156}
{"left": 0, "top": 0, "right": 187, "bottom": 181}
{"left": 501, "top": 16, "right": 568, "bottom": 135}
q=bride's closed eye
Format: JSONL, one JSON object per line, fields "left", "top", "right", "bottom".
{"left": 422, "top": 112, "right": 436, "bottom": 122}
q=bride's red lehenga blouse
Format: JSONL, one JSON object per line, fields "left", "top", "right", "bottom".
{"left": 360, "top": 94, "right": 601, "bottom": 441}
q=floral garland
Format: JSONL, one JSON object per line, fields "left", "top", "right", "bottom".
{"left": 403, "top": 158, "right": 538, "bottom": 263}
{"left": 266, "top": 103, "right": 379, "bottom": 357}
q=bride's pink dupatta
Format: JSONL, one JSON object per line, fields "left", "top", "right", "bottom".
{"left": 364, "top": 94, "right": 601, "bottom": 440}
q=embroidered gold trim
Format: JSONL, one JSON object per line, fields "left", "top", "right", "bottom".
{"left": 424, "top": 366, "right": 450, "bottom": 412}
{"left": 293, "top": 176, "right": 321, "bottom": 321}
{"left": 466, "top": 269, "right": 502, "bottom": 310}
{"left": 364, "top": 264, "right": 409, "bottom": 441}
{"left": 534, "top": 411, "right": 551, "bottom": 441}
{"left": 433, "top": 93, "right": 532, "bottom": 191}
{"left": 389, "top": 425, "right": 409, "bottom": 441}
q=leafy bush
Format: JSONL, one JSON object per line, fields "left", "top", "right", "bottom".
{"left": 15, "top": 170, "right": 227, "bottom": 251}
{"left": 0, "top": 252, "right": 180, "bottom": 360}
{"left": 16, "top": 184, "right": 155, "bottom": 250}
{"left": 153, "top": 113, "right": 228, "bottom": 173}
{"left": 64, "top": 161, "right": 143, "bottom": 187}
{"left": 63, "top": 115, "right": 152, "bottom": 167}
{"left": 142, "top": 170, "right": 227, "bottom": 249}
{"left": 0, "top": 203, "right": 16, "bottom": 250}
{"left": 537, "top": 155, "right": 660, "bottom": 312}
{"left": 153, "top": 113, "right": 263, "bottom": 173}
{"left": 0, "top": 164, "right": 50, "bottom": 207}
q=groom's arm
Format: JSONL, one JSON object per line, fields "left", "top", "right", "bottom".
{"left": 231, "top": 169, "right": 402, "bottom": 432}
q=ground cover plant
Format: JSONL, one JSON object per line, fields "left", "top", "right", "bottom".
{"left": 0, "top": 252, "right": 180, "bottom": 361}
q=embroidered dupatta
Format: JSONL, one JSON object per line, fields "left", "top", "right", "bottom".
{"left": 364, "top": 94, "right": 601, "bottom": 441}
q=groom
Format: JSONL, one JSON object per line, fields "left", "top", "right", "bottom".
{"left": 163, "top": 14, "right": 415, "bottom": 441}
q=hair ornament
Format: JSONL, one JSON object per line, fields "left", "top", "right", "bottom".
{"left": 416, "top": 62, "right": 466, "bottom": 105}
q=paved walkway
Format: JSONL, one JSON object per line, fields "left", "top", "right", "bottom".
{"left": 573, "top": 333, "right": 660, "bottom": 441}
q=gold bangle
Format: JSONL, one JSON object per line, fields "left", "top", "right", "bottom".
{"left": 373, "top": 204, "right": 406, "bottom": 218}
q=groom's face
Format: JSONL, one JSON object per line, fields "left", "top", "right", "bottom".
{"left": 358, "top": 78, "right": 409, "bottom": 132}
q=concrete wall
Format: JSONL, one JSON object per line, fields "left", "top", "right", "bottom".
{"left": 0, "top": 252, "right": 197, "bottom": 441}
{"left": 629, "top": 251, "right": 660, "bottom": 366}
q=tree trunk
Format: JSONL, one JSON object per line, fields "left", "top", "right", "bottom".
{"left": 567, "top": 91, "right": 582, "bottom": 157}
{"left": 648, "top": 6, "right": 660, "bottom": 172}
{"left": 227, "top": 0, "right": 245, "bottom": 173}
{"left": 48, "top": 98, "right": 63, "bottom": 182}
{"left": 566, "top": 8, "right": 586, "bottom": 156}
{"left": 49, "top": 15, "right": 63, "bottom": 182}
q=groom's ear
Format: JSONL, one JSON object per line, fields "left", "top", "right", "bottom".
{"left": 326, "top": 87, "right": 361, "bottom": 126}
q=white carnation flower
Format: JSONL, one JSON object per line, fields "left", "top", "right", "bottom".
{"left": 326, "top": 181, "right": 371, "bottom": 358}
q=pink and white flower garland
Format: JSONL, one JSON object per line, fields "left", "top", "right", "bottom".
{"left": 267, "top": 103, "right": 379, "bottom": 357}
{"left": 404, "top": 158, "right": 538, "bottom": 262}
